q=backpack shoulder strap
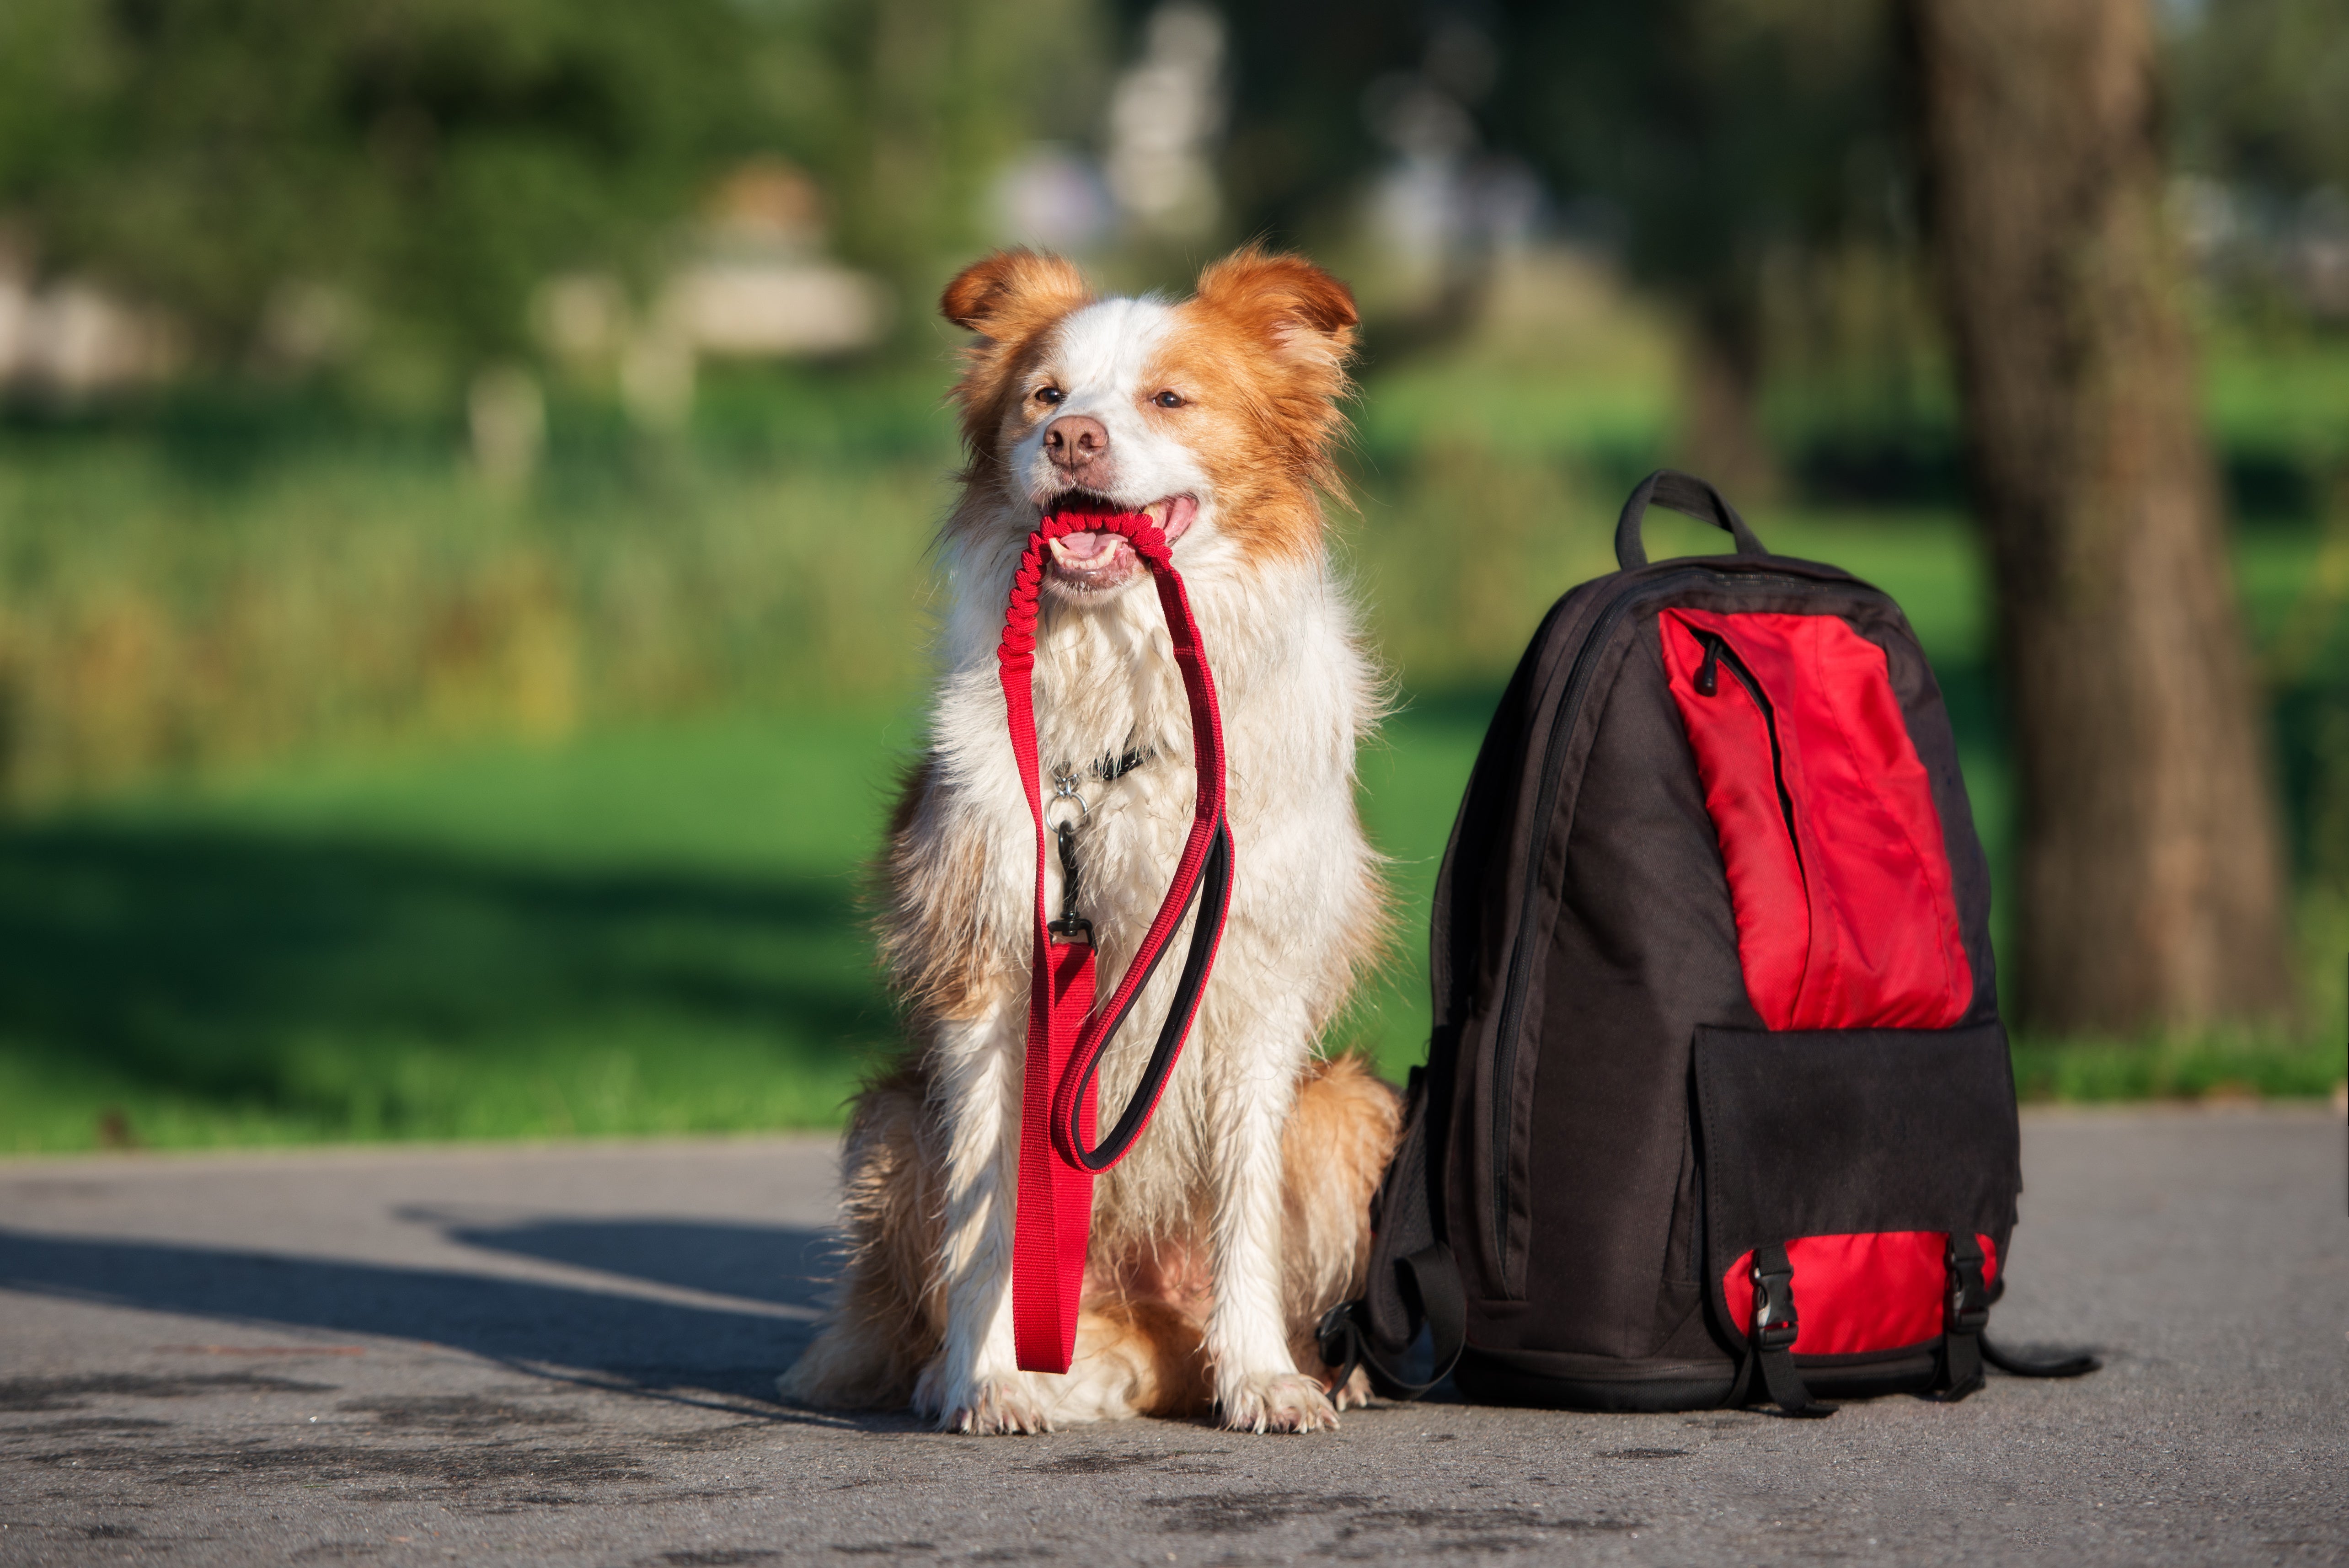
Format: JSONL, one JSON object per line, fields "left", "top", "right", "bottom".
{"left": 1318, "top": 1244, "right": 1465, "bottom": 1400}
{"left": 1315, "top": 1068, "right": 1466, "bottom": 1400}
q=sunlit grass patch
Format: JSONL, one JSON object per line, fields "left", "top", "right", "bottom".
{"left": 0, "top": 712, "right": 910, "bottom": 1154}
{"left": 2008, "top": 1033, "right": 2344, "bottom": 1104}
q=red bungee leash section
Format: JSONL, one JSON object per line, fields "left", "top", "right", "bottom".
{"left": 996, "top": 509, "right": 1233, "bottom": 1375}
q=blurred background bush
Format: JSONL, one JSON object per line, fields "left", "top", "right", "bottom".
{"left": 0, "top": 0, "right": 2341, "bottom": 1151}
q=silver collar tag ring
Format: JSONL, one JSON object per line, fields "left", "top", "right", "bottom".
{"left": 1045, "top": 763, "right": 1090, "bottom": 832}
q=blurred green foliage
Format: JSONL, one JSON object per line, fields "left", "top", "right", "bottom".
{"left": 0, "top": 0, "right": 767, "bottom": 374}
{"left": 1482, "top": 0, "right": 1904, "bottom": 368}
{"left": 2171, "top": 0, "right": 2349, "bottom": 198}
{"left": 0, "top": 0, "right": 1100, "bottom": 391}
{"left": 0, "top": 372, "right": 948, "bottom": 804}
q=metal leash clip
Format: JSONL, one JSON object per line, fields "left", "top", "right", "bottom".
{"left": 1045, "top": 762, "right": 1090, "bottom": 827}
{"left": 1046, "top": 764, "right": 1093, "bottom": 946}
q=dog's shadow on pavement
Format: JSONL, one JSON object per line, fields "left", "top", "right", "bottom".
{"left": 421, "top": 1212, "right": 835, "bottom": 1313}
{"left": 0, "top": 1216, "right": 844, "bottom": 1410}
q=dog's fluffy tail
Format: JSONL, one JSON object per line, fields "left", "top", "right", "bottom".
{"left": 777, "top": 1066, "right": 943, "bottom": 1410}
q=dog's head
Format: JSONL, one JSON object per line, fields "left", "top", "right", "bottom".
{"left": 940, "top": 246, "right": 1358, "bottom": 597}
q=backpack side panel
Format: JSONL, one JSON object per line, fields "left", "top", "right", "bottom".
{"left": 1504, "top": 615, "right": 1755, "bottom": 1357}
{"left": 1424, "top": 573, "right": 1648, "bottom": 1302}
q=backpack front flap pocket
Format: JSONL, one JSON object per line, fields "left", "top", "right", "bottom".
{"left": 1693, "top": 1022, "right": 2020, "bottom": 1370}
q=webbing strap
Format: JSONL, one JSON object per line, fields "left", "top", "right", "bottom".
{"left": 1314, "top": 1244, "right": 1467, "bottom": 1400}
{"left": 998, "top": 509, "right": 1231, "bottom": 1375}
{"left": 1745, "top": 1241, "right": 1834, "bottom": 1418}
{"left": 1933, "top": 1231, "right": 1991, "bottom": 1402}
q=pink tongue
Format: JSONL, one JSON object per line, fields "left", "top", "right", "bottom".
{"left": 1057, "top": 530, "right": 1112, "bottom": 559}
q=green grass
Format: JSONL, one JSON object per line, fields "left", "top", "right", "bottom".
{"left": 0, "top": 690, "right": 1498, "bottom": 1152}
{"left": 2008, "top": 1031, "right": 2346, "bottom": 1102}
{"left": 0, "top": 710, "right": 919, "bottom": 1152}
{"left": 2203, "top": 333, "right": 2349, "bottom": 473}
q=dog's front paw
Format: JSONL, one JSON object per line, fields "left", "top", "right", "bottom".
{"left": 916, "top": 1365, "right": 1054, "bottom": 1435}
{"left": 1220, "top": 1371, "right": 1339, "bottom": 1434}
{"left": 951, "top": 1376, "right": 1054, "bottom": 1435}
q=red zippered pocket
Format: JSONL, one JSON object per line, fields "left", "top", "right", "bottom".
{"left": 1661, "top": 609, "right": 1971, "bottom": 1030}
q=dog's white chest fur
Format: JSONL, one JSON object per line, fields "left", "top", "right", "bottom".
{"left": 925, "top": 539, "right": 1380, "bottom": 1231}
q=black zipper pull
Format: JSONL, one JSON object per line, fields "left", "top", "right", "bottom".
{"left": 1695, "top": 635, "right": 1722, "bottom": 696}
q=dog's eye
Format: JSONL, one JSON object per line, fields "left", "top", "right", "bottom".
{"left": 1152, "top": 390, "right": 1185, "bottom": 409}
{"left": 1035, "top": 386, "right": 1064, "bottom": 407}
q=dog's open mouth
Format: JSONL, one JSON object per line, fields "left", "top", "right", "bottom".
{"left": 1043, "top": 494, "right": 1198, "bottom": 591}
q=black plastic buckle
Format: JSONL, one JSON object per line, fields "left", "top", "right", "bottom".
{"left": 1945, "top": 1234, "right": 1990, "bottom": 1334}
{"left": 1049, "top": 819, "right": 1093, "bottom": 947}
{"left": 1751, "top": 1258, "right": 1799, "bottom": 1351}
{"left": 1315, "top": 1300, "right": 1358, "bottom": 1365}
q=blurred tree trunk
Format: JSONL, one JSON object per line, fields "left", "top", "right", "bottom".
{"left": 1680, "top": 288, "right": 1782, "bottom": 503}
{"left": 1906, "top": 0, "right": 2294, "bottom": 1035}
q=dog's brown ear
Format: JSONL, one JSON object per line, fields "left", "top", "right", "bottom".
{"left": 941, "top": 251, "right": 1090, "bottom": 471}
{"left": 1192, "top": 246, "right": 1359, "bottom": 371}
{"left": 940, "top": 249, "right": 1091, "bottom": 338}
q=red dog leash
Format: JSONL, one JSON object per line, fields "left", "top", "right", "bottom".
{"left": 996, "top": 508, "right": 1233, "bottom": 1374}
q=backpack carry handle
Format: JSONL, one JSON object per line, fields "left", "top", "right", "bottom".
{"left": 1615, "top": 469, "right": 1769, "bottom": 570}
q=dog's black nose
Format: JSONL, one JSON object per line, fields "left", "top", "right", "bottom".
{"left": 1043, "top": 415, "right": 1109, "bottom": 474}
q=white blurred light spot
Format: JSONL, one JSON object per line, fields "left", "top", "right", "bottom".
{"left": 663, "top": 262, "right": 890, "bottom": 359}
{"left": 1104, "top": 2, "right": 1227, "bottom": 241}
{"left": 991, "top": 144, "right": 1115, "bottom": 252}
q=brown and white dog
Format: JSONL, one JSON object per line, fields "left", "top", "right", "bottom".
{"left": 778, "top": 246, "right": 1399, "bottom": 1434}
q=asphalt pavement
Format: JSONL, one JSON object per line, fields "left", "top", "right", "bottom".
{"left": 1, "top": 1106, "right": 2344, "bottom": 1566}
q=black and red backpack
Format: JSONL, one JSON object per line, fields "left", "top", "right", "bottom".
{"left": 1320, "top": 470, "right": 2098, "bottom": 1415}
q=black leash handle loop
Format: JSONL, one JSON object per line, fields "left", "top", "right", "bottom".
{"left": 1061, "top": 819, "right": 1233, "bottom": 1173}
{"left": 1614, "top": 468, "right": 1769, "bottom": 570}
